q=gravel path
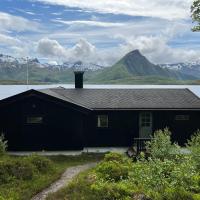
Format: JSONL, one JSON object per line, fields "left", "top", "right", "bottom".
{"left": 31, "top": 162, "right": 97, "bottom": 200}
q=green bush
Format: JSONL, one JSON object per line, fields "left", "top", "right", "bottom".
{"left": 25, "top": 154, "right": 53, "bottom": 172}
{"left": 104, "top": 152, "right": 125, "bottom": 162}
{"left": 0, "top": 161, "right": 12, "bottom": 183}
{"left": 95, "top": 160, "right": 130, "bottom": 181}
{"left": 187, "top": 130, "right": 200, "bottom": 169}
{"left": 0, "top": 155, "right": 53, "bottom": 184}
{"left": 161, "top": 187, "right": 194, "bottom": 200}
{"left": 0, "top": 159, "right": 35, "bottom": 183}
{"left": 0, "top": 134, "right": 7, "bottom": 156}
{"left": 146, "top": 128, "right": 180, "bottom": 160}
{"left": 9, "top": 160, "right": 36, "bottom": 180}
{"left": 91, "top": 181, "right": 135, "bottom": 200}
{"left": 47, "top": 131, "right": 200, "bottom": 200}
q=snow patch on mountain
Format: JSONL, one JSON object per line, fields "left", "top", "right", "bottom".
{"left": 0, "top": 54, "right": 104, "bottom": 71}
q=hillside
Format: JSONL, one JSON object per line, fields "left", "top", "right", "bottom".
{"left": 90, "top": 50, "right": 197, "bottom": 83}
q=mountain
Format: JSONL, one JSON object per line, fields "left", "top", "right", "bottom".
{"left": 90, "top": 50, "right": 197, "bottom": 83}
{"left": 160, "top": 62, "right": 200, "bottom": 79}
{"left": 0, "top": 54, "right": 103, "bottom": 84}
{"left": 0, "top": 54, "right": 103, "bottom": 71}
{"left": 0, "top": 51, "right": 199, "bottom": 85}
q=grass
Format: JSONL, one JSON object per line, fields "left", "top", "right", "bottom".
{"left": 0, "top": 153, "right": 103, "bottom": 200}
{"left": 46, "top": 169, "right": 94, "bottom": 200}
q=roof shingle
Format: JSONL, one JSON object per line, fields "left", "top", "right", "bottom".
{"left": 38, "top": 88, "right": 200, "bottom": 110}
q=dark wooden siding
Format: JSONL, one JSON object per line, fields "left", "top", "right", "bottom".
{"left": 152, "top": 110, "right": 200, "bottom": 145}
{"left": 84, "top": 110, "right": 200, "bottom": 147}
{"left": 84, "top": 111, "right": 139, "bottom": 147}
{"left": 0, "top": 94, "right": 200, "bottom": 150}
{"left": 0, "top": 95, "right": 84, "bottom": 151}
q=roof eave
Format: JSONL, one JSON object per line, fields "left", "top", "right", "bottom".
{"left": 93, "top": 108, "right": 200, "bottom": 111}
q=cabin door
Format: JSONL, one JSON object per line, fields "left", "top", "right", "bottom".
{"left": 139, "top": 112, "right": 153, "bottom": 138}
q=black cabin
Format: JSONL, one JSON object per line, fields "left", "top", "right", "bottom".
{"left": 1, "top": 72, "right": 200, "bottom": 151}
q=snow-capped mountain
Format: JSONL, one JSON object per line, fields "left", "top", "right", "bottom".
{"left": 160, "top": 61, "right": 200, "bottom": 78}
{"left": 0, "top": 54, "right": 43, "bottom": 68}
{"left": 63, "top": 61, "right": 104, "bottom": 71}
{"left": 0, "top": 54, "right": 104, "bottom": 71}
{"left": 0, "top": 52, "right": 199, "bottom": 85}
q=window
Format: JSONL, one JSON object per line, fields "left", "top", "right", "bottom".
{"left": 175, "top": 115, "right": 190, "bottom": 121}
{"left": 97, "top": 115, "right": 108, "bottom": 128}
{"left": 141, "top": 112, "right": 151, "bottom": 127}
{"left": 26, "top": 116, "right": 43, "bottom": 124}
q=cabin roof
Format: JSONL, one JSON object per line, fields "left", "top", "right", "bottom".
{"left": 38, "top": 88, "right": 200, "bottom": 110}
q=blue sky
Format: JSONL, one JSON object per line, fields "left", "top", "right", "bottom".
{"left": 0, "top": 0, "right": 199, "bottom": 65}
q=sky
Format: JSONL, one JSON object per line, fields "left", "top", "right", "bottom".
{"left": 0, "top": 0, "right": 200, "bottom": 65}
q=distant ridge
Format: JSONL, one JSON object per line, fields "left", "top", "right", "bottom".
{"left": 91, "top": 49, "right": 197, "bottom": 82}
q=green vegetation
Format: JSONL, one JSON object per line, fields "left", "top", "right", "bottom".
{"left": 48, "top": 129, "right": 200, "bottom": 200}
{"left": 0, "top": 153, "right": 103, "bottom": 200}
{"left": 187, "top": 130, "right": 200, "bottom": 169}
{"left": 0, "top": 134, "right": 7, "bottom": 156}
{"left": 88, "top": 75, "right": 199, "bottom": 85}
{"left": 146, "top": 128, "right": 180, "bottom": 160}
{"left": 191, "top": 0, "right": 200, "bottom": 31}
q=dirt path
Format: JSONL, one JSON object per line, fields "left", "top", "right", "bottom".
{"left": 31, "top": 162, "right": 97, "bottom": 200}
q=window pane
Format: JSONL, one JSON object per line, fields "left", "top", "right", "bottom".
{"left": 97, "top": 115, "right": 108, "bottom": 127}
{"left": 175, "top": 115, "right": 190, "bottom": 121}
{"left": 27, "top": 117, "right": 43, "bottom": 124}
{"left": 140, "top": 112, "right": 152, "bottom": 127}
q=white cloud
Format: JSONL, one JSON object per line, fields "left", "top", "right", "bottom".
{"left": 0, "top": 34, "right": 21, "bottom": 46}
{"left": 52, "top": 19, "right": 124, "bottom": 27}
{"left": 0, "top": 12, "right": 40, "bottom": 32}
{"left": 70, "top": 38, "right": 96, "bottom": 62}
{"left": 37, "top": 38, "right": 67, "bottom": 58}
{"left": 48, "top": 60, "right": 58, "bottom": 65}
{"left": 36, "top": 34, "right": 200, "bottom": 66}
{"left": 34, "top": 0, "right": 193, "bottom": 20}
{"left": 51, "top": 12, "right": 62, "bottom": 15}
{"left": 26, "top": 11, "right": 36, "bottom": 15}
{"left": 10, "top": 46, "right": 30, "bottom": 57}
{"left": 120, "top": 35, "right": 200, "bottom": 64}
{"left": 37, "top": 38, "right": 97, "bottom": 62}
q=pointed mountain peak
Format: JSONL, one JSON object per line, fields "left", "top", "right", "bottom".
{"left": 127, "top": 49, "right": 143, "bottom": 56}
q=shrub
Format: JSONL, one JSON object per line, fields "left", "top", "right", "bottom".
{"left": 25, "top": 154, "right": 53, "bottom": 172}
{"left": 0, "top": 161, "right": 12, "bottom": 183}
{"left": 9, "top": 160, "right": 36, "bottom": 180}
{"left": 0, "top": 159, "right": 35, "bottom": 183}
{"left": 0, "top": 134, "right": 7, "bottom": 156}
{"left": 95, "top": 160, "right": 130, "bottom": 181}
{"left": 91, "top": 181, "right": 135, "bottom": 200}
{"left": 161, "top": 187, "right": 194, "bottom": 200}
{"left": 104, "top": 152, "right": 125, "bottom": 162}
{"left": 146, "top": 128, "right": 180, "bottom": 160}
{"left": 47, "top": 151, "right": 200, "bottom": 200}
{"left": 187, "top": 130, "right": 200, "bottom": 169}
